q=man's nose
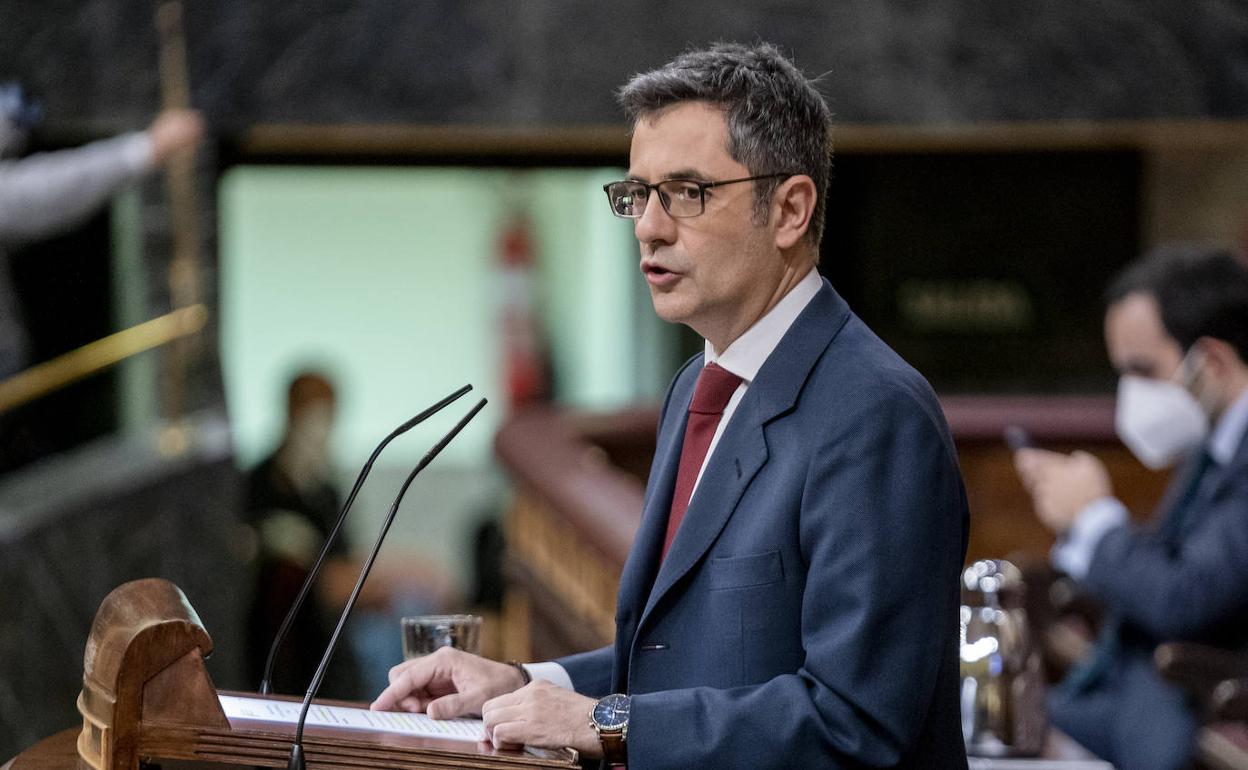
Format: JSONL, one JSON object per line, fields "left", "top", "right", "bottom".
{"left": 633, "top": 189, "right": 677, "bottom": 245}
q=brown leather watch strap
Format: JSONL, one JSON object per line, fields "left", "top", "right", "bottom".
{"left": 599, "top": 730, "right": 627, "bottom": 765}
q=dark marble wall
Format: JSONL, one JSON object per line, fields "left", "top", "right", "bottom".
{"left": 2, "top": 1, "right": 1245, "bottom": 417}
{"left": 0, "top": 415, "right": 246, "bottom": 761}
{"left": 0, "top": 0, "right": 1244, "bottom": 440}
{"left": 3, "top": 0, "right": 1247, "bottom": 134}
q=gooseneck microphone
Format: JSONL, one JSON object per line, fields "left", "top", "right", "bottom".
{"left": 287, "top": 396, "right": 488, "bottom": 770}
{"left": 257, "top": 383, "right": 473, "bottom": 696}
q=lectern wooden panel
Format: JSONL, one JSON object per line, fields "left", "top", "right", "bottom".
{"left": 72, "top": 579, "right": 576, "bottom": 770}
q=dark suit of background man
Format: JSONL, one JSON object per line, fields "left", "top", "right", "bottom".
{"left": 372, "top": 42, "right": 970, "bottom": 769}
{"left": 1016, "top": 246, "right": 1248, "bottom": 770}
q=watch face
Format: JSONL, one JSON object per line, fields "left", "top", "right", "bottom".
{"left": 593, "top": 693, "right": 631, "bottom": 730}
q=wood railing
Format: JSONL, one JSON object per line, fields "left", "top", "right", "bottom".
{"left": 494, "top": 396, "right": 1171, "bottom": 662}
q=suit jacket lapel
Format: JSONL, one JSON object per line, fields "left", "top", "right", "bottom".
{"left": 612, "top": 368, "right": 697, "bottom": 691}
{"left": 1193, "top": 428, "right": 1248, "bottom": 524}
{"left": 1157, "top": 428, "right": 1248, "bottom": 540}
{"left": 615, "top": 372, "right": 696, "bottom": 626}
{"left": 1155, "top": 450, "right": 1210, "bottom": 538}
{"left": 640, "top": 395, "right": 770, "bottom": 624}
{"left": 637, "top": 279, "right": 852, "bottom": 629}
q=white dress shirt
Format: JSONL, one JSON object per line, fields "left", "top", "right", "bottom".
{"left": 525, "top": 267, "right": 823, "bottom": 690}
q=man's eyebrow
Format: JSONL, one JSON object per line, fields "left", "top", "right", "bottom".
{"left": 624, "top": 168, "right": 709, "bottom": 184}
{"left": 663, "top": 168, "right": 706, "bottom": 181}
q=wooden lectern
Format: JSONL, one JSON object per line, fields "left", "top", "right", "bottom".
{"left": 48, "top": 578, "right": 577, "bottom": 770}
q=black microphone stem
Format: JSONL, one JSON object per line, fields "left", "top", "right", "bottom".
{"left": 258, "top": 383, "right": 472, "bottom": 695}
{"left": 288, "top": 397, "right": 488, "bottom": 770}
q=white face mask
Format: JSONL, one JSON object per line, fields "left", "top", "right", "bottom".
{"left": 1115, "top": 374, "right": 1209, "bottom": 470}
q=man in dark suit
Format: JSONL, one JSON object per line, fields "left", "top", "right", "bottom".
{"left": 373, "top": 42, "right": 969, "bottom": 768}
{"left": 1015, "top": 246, "right": 1248, "bottom": 770}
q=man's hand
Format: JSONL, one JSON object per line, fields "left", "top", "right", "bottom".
{"left": 481, "top": 680, "right": 601, "bottom": 756}
{"left": 370, "top": 647, "right": 525, "bottom": 718}
{"left": 1014, "top": 448, "right": 1113, "bottom": 534}
{"left": 148, "top": 108, "right": 204, "bottom": 164}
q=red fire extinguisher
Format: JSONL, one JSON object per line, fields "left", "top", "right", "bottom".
{"left": 497, "top": 215, "right": 548, "bottom": 410}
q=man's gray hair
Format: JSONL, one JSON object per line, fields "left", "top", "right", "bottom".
{"left": 618, "top": 42, "right": 833, "bottom": 249}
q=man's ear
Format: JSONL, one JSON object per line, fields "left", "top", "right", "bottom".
{"left": 1190, "top": 336, "right": 1248, "bottom": 414}
{"left": 771, "top": 175, "right": 817, "bottom": 251}
{"left": 1195, "top": 336, "right": 1240, "bottom": 379}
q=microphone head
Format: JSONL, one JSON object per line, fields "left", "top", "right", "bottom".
{"left": 398, "top": 384, "right": 473, "bottom": 433}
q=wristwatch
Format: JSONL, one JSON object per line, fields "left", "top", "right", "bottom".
{"left": 589, "top": 693, "right": 630, "bottom": 766}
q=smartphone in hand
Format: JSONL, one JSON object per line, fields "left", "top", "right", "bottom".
{"left": 1003, "top": 424, "right": 1035, "bottom": 452}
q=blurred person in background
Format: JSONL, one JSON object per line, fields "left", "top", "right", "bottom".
{"left": 1015, "top": 245, "right": 1248, "bottom": 770}
{"left": 245, "top": 371, "right": 454, "bottom": 698}
{"left": 0, "top": 81, "right": 203, "bottom": 380}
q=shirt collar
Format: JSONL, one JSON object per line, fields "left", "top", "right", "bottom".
{"left": 1209, "top": 385, "right": 1248, "bottom": 466}
{"left": 704, "top": 268, "right": 822, "bottom": 383}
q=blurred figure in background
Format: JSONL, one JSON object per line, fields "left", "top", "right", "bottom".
{"left": 245, "top": 372, "right": 455, "bottom": 698}
{"left": 1015, "top": 245, "right": 1248, "bottom": 770}
{"left": 245, "top": 372, "right": 362, "bottom": 697}
{"left": 0, "top": 81, "right": 203, "bottom": 379}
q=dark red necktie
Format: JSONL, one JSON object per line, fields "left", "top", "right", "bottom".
{"left": 662, "top": 362, "right": 744, "bottom": 559}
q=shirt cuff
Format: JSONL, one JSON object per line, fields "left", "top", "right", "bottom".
{"left": 1051, "top": 496, "right": 1129, "bottom": 579}
{"left": 522, "top": 661, "right": 574, "bottom": 690}
{"left": 121, "top": 132, "right": 155, "bottom": 173}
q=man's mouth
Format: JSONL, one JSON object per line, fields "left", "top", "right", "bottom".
{"left": 642, "top": 258, "right": 679, "bottom": 276}
{"left": 642, "top": 261, "right": 682, "bottom": 287}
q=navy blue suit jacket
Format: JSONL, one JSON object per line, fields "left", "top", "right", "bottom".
{"left": 1048, "top": 413, "right": 1248, "bottom": 769}
{"left": 559, "top": 280, "right": 970, "bottom": 769}
{"left": 1084, "top": 429, "right": 1248, "bottom": 646}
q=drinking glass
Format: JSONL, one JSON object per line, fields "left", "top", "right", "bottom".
{"left": 400, "top": 614, "right": 482, "bottom": 659}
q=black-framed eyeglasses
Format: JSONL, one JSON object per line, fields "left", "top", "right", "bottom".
{"left": 602, "top": 173, "right": 794, "bottom": 219}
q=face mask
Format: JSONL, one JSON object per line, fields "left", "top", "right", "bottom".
{"left": 1115, "top": 374, "right": 1209, "bottom": 470}
{"left": 279, "top": 403, "right": 334, "bottom": 491}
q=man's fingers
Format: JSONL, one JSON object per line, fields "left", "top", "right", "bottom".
{"left": 490, "top": 720, "right": 526, "bottom": 751}
{"left": 427, "top": 691, "right": 477, "bottom": 719}
{"left": 399, "top": 695, "right": 427, "bottom": 713}
{"left": 1013, "top": 449, "right": 1041, "bottom": 487}
{"left": 371, "top": 666, "right": 433, "bottom": 711}
{"left": 379, "top": 676, "right": 413, "bottom": 710}
{"left": 481, "top": 697, "right": 528, "bottom": 748}
{"left": 387, "top": 660, "right": 410, "bottom": 683}
{"left": 1071, "top": 449, "right": 1108, "bottom": 475}
{"left": 370, "top": 683, "right": 403, "bottom": 711}
{"left": 481, "top": 697, "right": 531, "bottom": 748}
{"left": 480, "top": 689, "right": 518, "bottom": 715}
{"left": 369, "top": 678, "right": 397, "bottom": 711}
{"left": 374, "top": 649, "right": 518, "bottom": 718}
{"left": 481, "top": 700, "right": 523, "bottom": 730}
{"left": 1015, "top": 448, "right": 1069, "bottom": 488}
